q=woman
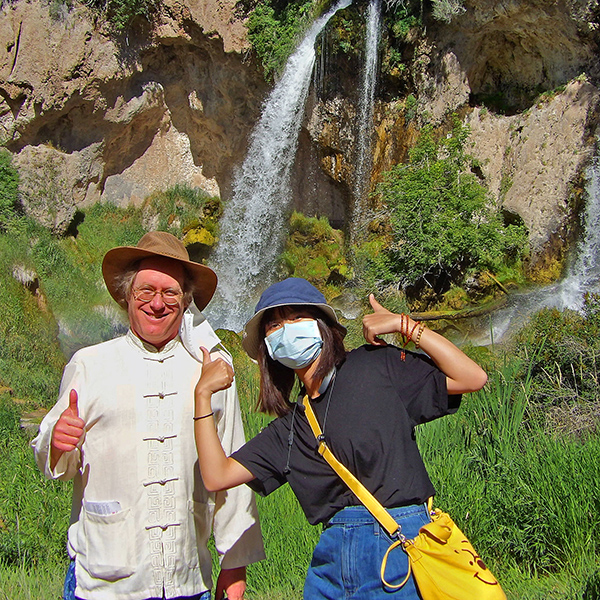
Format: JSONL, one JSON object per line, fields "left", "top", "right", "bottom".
{"left": 194, "top": 277, "right": 487, "bottom": 599}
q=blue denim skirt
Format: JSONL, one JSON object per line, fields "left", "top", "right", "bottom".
{"left": 304, "top": 503, "right": 430, "bottom": 600}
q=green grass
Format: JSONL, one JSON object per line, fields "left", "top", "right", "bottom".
{"left": 417, "top": 357, "right": 600, "bottom": 598}
{"left": 2, "top": 196, "right": 600, "bottom": 598}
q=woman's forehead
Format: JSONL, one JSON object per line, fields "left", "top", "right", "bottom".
{"left": 264, "top": 305, "right": 315, "bottom": 321}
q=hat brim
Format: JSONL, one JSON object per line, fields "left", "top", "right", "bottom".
{"left": 242, "top": 301, "right": 347, "bottom": 360}
{"left": 102, "top": 246, "right": 217, "bottom": 311}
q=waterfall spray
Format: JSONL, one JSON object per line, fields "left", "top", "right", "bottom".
{"left": 206, "top": 0, "right": 353, "bottom": 331}
{"left": 352, "top": 0, "right": 382, "bottom": 243}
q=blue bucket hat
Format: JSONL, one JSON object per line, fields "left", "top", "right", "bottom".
{"left": 242, "top": 278, "right": 347, "bottom": 360}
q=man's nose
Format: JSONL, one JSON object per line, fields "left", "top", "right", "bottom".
{"left": 149, "top": 291, "right": 166, "bottom": 309}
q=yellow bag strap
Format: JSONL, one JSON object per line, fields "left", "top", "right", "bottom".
{"left": 303, "top": 395, "right": 414, "bottom": 589}
{"left": 303, "top": 395, "right": 400, "bottom": 537}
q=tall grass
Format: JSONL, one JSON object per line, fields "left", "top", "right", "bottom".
{"left": 0, "top": 395, "right": 71, "bottom": 599}
{"left": 418, "top": 356, "right": 600, "bottom": 598}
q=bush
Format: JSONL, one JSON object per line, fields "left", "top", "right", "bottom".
{"left": 374, "top": 118, "right": 528, "bottom": 291}
{"left": 0, "top": 149, "right": 20, "bottom": 230}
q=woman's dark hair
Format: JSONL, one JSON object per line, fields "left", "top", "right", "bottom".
{"left": 256, "top": 306, "right": 347, "bottom": 417}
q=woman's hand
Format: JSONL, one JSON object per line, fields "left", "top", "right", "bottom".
{"left": 195, "top": 347, "right": 234, "bottom": 400}
{"left": 362, "top": 294, "right": 487, "bottom": 394}
{"left": 363, "top": 294, "right": 416, "bottom": 345}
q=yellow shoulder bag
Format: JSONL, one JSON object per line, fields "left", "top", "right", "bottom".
{"left": 303, "top": 395, "right": 506, "bottom": 600}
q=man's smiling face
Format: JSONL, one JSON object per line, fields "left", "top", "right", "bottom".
{"left": 127, "top": 256, "right": 187, "bottom": 349}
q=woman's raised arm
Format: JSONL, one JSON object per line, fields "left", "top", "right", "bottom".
{"left": 194, "top": 347, "right": 255, "bottom": 492}
{"left": 362, "top": 295, "right": 488, "bottom": 395}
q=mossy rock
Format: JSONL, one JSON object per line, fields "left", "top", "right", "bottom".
{"left": 184, "top": 227, "right": 216, "bottom": 248}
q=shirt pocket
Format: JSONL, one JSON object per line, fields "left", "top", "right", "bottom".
{"left": 79, "top": 506, "right": 135, "bottom": 580}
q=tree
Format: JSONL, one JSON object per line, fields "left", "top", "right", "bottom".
{"left": 375, "top": 118, "right": 527, "bottom": 289}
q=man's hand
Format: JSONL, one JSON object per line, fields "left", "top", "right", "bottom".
{"left": 215, "top": 566, "right": 246, "bottom": 600}
{"left": 50, "top": 389, "right": 85, "bottom": 469}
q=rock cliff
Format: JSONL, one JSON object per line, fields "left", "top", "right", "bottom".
{"left": 0, "top": 0, "right": 265, "bottom": 231}
{"left": 1, "top": 0, "right": 600, "bottom": 276}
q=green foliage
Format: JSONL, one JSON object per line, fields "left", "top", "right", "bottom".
{"left": 380, "top": 0, "right": 421, "bottom": 80}
{"left": 0, "top": 416, "right": 71, "bottom": 569}
{"left": 513, "top": 294, "right": 600, "bottom": 424}
{"left": 247, "top": 0, "right": 315, "bottom": 80}
{"left": 384, "top": 0, "right": 421, "bottom": 40}
{"left": 374, "top": 118, "right": 528, "bottom": 290}
{"left": 280, "top": 211, "right": 349, "bottom": 290}
{"left": 404, "top": 93, "right": 417, "bottom": 120}
{"left": 0, "top": 149, "right": 20, "bottom": 230}
{"left": 431, "top": 0, "right": 466, "bottom": 23}
{"left": 329, "top": 12, "right": 363, "bottom": 56}
{"left": 87, "top": 0, "right": 160, "bottom": 33}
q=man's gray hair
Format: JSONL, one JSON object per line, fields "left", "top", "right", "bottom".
{"left": 113, "top": 260, "right": 195, "bottom": 307}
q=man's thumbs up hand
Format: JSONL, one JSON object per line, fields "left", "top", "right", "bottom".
{"left": 51, "top": 389, "right": 86, "bottom": 454}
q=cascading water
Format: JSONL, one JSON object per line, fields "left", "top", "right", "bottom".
{"left": 206, "top": 0, "right": 353, "bottom": 331}
{"left": 478, "top": 146, "right": 600, "bottom": 344}
{"left": 352, "top": 0, "right": 382, "bottom": 242}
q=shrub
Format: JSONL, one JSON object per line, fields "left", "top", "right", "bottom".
{"left": 0, "top": 149, "right": 20, "bottom": 230}
{"left": 374, "top": 117, "right": 528, "bottom": 292}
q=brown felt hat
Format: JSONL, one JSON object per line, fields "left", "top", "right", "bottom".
{"left": 102, "top": 231, "right": 217, "bottom": 311}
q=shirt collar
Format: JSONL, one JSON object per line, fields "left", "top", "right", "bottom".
{"left": 126, "top": 329, "right": 181, "bottom": 355}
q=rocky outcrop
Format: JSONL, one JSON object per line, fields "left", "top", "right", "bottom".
{"left": 303, "top": 0, "right": 600, "bottom": 277}
{"left": 467, "top": 79, "right": 600, "bottom": 277}
{"left": 2, "top": 0, "right": 600, "bottom": 277}
{"left": 0, "top": 0, "right": 266, "bottom": 232}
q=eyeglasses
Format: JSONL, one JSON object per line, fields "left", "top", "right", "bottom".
{"left": 132, "top": 287, "right": 183, "bottom": 306}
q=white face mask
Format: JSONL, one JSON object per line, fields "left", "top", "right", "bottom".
{"left": 265, "top": 319, "right": 323, "bottom": 369}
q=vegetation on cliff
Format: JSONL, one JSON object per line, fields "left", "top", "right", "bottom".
{"left": 368, "top": 119, "right": 528, "bottom": 301}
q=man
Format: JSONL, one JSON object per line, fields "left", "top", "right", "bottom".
{"left": 32, "top": 231, "right": 265, "bottom": 600}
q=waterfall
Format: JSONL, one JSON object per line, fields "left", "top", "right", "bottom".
{"left": 206, "top": 0, "right": 353, "bottom": 331}
{"left": 352, "top": 0, "right": 382, "bottom": 242}
{"left": 479, "top": 148, "right": 600, "bottom": 344}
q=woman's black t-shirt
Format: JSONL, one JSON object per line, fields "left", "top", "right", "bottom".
{"left": 231, "top": 344, "right": 461, "bottom": 525}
